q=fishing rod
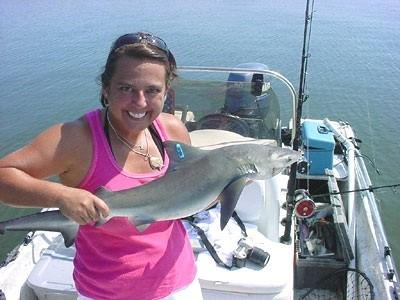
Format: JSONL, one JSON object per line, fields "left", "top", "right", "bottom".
{"left": 311, "top": 183, "right": 400, "bottom": 199}
{"left": 280, "top": 0, "right": 315, "bottom": 243}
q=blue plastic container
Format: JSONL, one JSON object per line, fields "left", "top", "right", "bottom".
{"left": 301, "top": 120, "right": 335, "bottom": 175}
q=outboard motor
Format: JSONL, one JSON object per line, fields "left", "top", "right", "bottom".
{"left": 223, "top": 63, "right": 281, "bottom": 141}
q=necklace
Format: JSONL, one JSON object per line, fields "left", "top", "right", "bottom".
{"left": 106, "top": 109, "right": 164, "bottom": 170}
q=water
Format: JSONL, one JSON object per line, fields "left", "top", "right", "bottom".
{"left": 0, "top": 0, "right": 399, "bottom": 266}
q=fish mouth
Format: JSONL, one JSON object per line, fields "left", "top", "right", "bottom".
{"left": 128, "top": 111, "right": 147, "bottom": 119}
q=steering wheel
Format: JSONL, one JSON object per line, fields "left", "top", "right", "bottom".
{"left": 195, "top": 113, "right": 250, "bottom": 136}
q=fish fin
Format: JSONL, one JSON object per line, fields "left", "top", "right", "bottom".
{"left": 127, "top": 216, "right": 153, "bottom": 232}
{"left": 135, "top": 224, "right": 152, "bottom": 232}
{"left": 163, "top": 141, "right": 207, "bottom": 172}
{"left": 60, "top": 224, "right": 79, "bottom": 248}
{"left": 95, "top": 217, "right": 109, "bottom": 227}
{"left": 219, "top": 177, "right": 247, "bottom": 230}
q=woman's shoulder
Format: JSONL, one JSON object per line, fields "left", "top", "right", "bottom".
{"left": 27, "top": 115, "right": 89, "bottom": 153}
{"left": 62, "top": 115, "right": 94, "bottom": 158}
{"left": 157, "top": 113, "right": 191, "bottom": 144}
{"left": 0, "top": 113, "right": 93, "bottom": 185}
{"left": 49, "top": 115, "right": 94, "bottom": 186}
{"left": 62, "top": 115, "right": 91, "bottom": 138}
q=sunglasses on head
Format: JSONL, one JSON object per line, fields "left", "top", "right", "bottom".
{"left": 111, "top": 32, "right": 170, "bottom": 55}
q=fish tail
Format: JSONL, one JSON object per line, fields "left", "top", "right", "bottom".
{"left": 0, "top": 223, "right": 5, "bottom": 235}
{"left": 60, "top": 225, "right": 79, "bottom": 248}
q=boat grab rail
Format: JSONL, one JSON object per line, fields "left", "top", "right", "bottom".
{"left": 324, "top": 119, "right": 398, "bottom": 281}
{"left": 354, "top": 149, "right": 399, "bottom": 283}
{"left": 178, "top": 66, "right": 298, "bottom": 146}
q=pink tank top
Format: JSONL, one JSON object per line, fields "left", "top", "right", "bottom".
{"left": 73, "top": 109, "right": 196, "bottom": 300}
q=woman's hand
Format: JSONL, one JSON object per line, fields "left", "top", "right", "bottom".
{"left": 57, "top": 187, "right": 110, "bottom": 225}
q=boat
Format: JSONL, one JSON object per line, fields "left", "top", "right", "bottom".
{"left": 0, "top": 1, "right": 399, "bottom": 299}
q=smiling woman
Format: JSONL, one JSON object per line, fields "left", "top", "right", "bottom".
{"left": 0, "top": 32, "right": 202, "bottom": 300}
{"left": 102, "top": 56, "right": 167, "bottom": 133}
{"left": 100, "top": 32, "right": 178, "bottom": 108}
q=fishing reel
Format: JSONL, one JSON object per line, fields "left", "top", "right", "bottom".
{"left": 294, "top": 189, "right": 316, "bottom": 219}
{"left": 232, "top": 238, "right": 270, "bottom": 268}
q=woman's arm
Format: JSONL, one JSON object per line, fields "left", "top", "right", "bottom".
{"left": 0, "top": 120, "right": 109, "bottom": 224}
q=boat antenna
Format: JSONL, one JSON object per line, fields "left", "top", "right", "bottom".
{"left": 280, "top": 0, "right": 315, "bottom": 243}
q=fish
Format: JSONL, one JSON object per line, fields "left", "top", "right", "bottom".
{"left": 0, "top": 140, "right": 299, "bottom": 247}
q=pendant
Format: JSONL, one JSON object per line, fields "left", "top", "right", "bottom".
{"left": 135, "top": 145, "right": 145, "bottom": 151}
{"left": 149, "top": 156, "right": 163, "bottom": 170}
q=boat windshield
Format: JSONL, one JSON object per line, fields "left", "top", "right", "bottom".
{"left": 166, "top": 66, "right": 297, "bottom": 144}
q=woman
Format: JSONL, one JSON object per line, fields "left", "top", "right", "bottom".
{"left": 0, "top": 32, "right": 201, "bottom": 300}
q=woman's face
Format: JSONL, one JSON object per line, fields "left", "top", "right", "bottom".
{"left": 103, "top": 56, "right": 168, "bottom": 134}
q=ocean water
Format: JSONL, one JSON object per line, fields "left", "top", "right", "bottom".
{"left": 0, "top": 0, "right": 399, "bottom": 267}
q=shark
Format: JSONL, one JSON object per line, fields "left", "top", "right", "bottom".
{"left": 0, "top": 140, "right": 299, "bottom": 247}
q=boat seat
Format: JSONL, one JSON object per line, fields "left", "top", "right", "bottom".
{"left": 196, "top": 230, "right": 293, "bottom": 297}
{"left": 188, "top": 129, "right": 293, "bottom": 298}
{"left": 183, "top": 180, "right": 293, "bottom": 298}
{"left": 189, "top": 128, "right": 278, "bottom": 236}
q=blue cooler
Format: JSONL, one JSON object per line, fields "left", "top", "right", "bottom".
{"left": 301, "top": 120, "right": 335, "bottom": 175}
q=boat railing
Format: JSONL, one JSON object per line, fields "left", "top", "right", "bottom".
{"left": 355, "top": 149, "right": 399, "bottom": 283}
{"left": 324, "top": 118, "right": 398, "bottom": 292}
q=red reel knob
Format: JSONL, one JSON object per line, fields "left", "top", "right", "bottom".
{"left": 294, "top": 199, "right": 316, "bottom": 218}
